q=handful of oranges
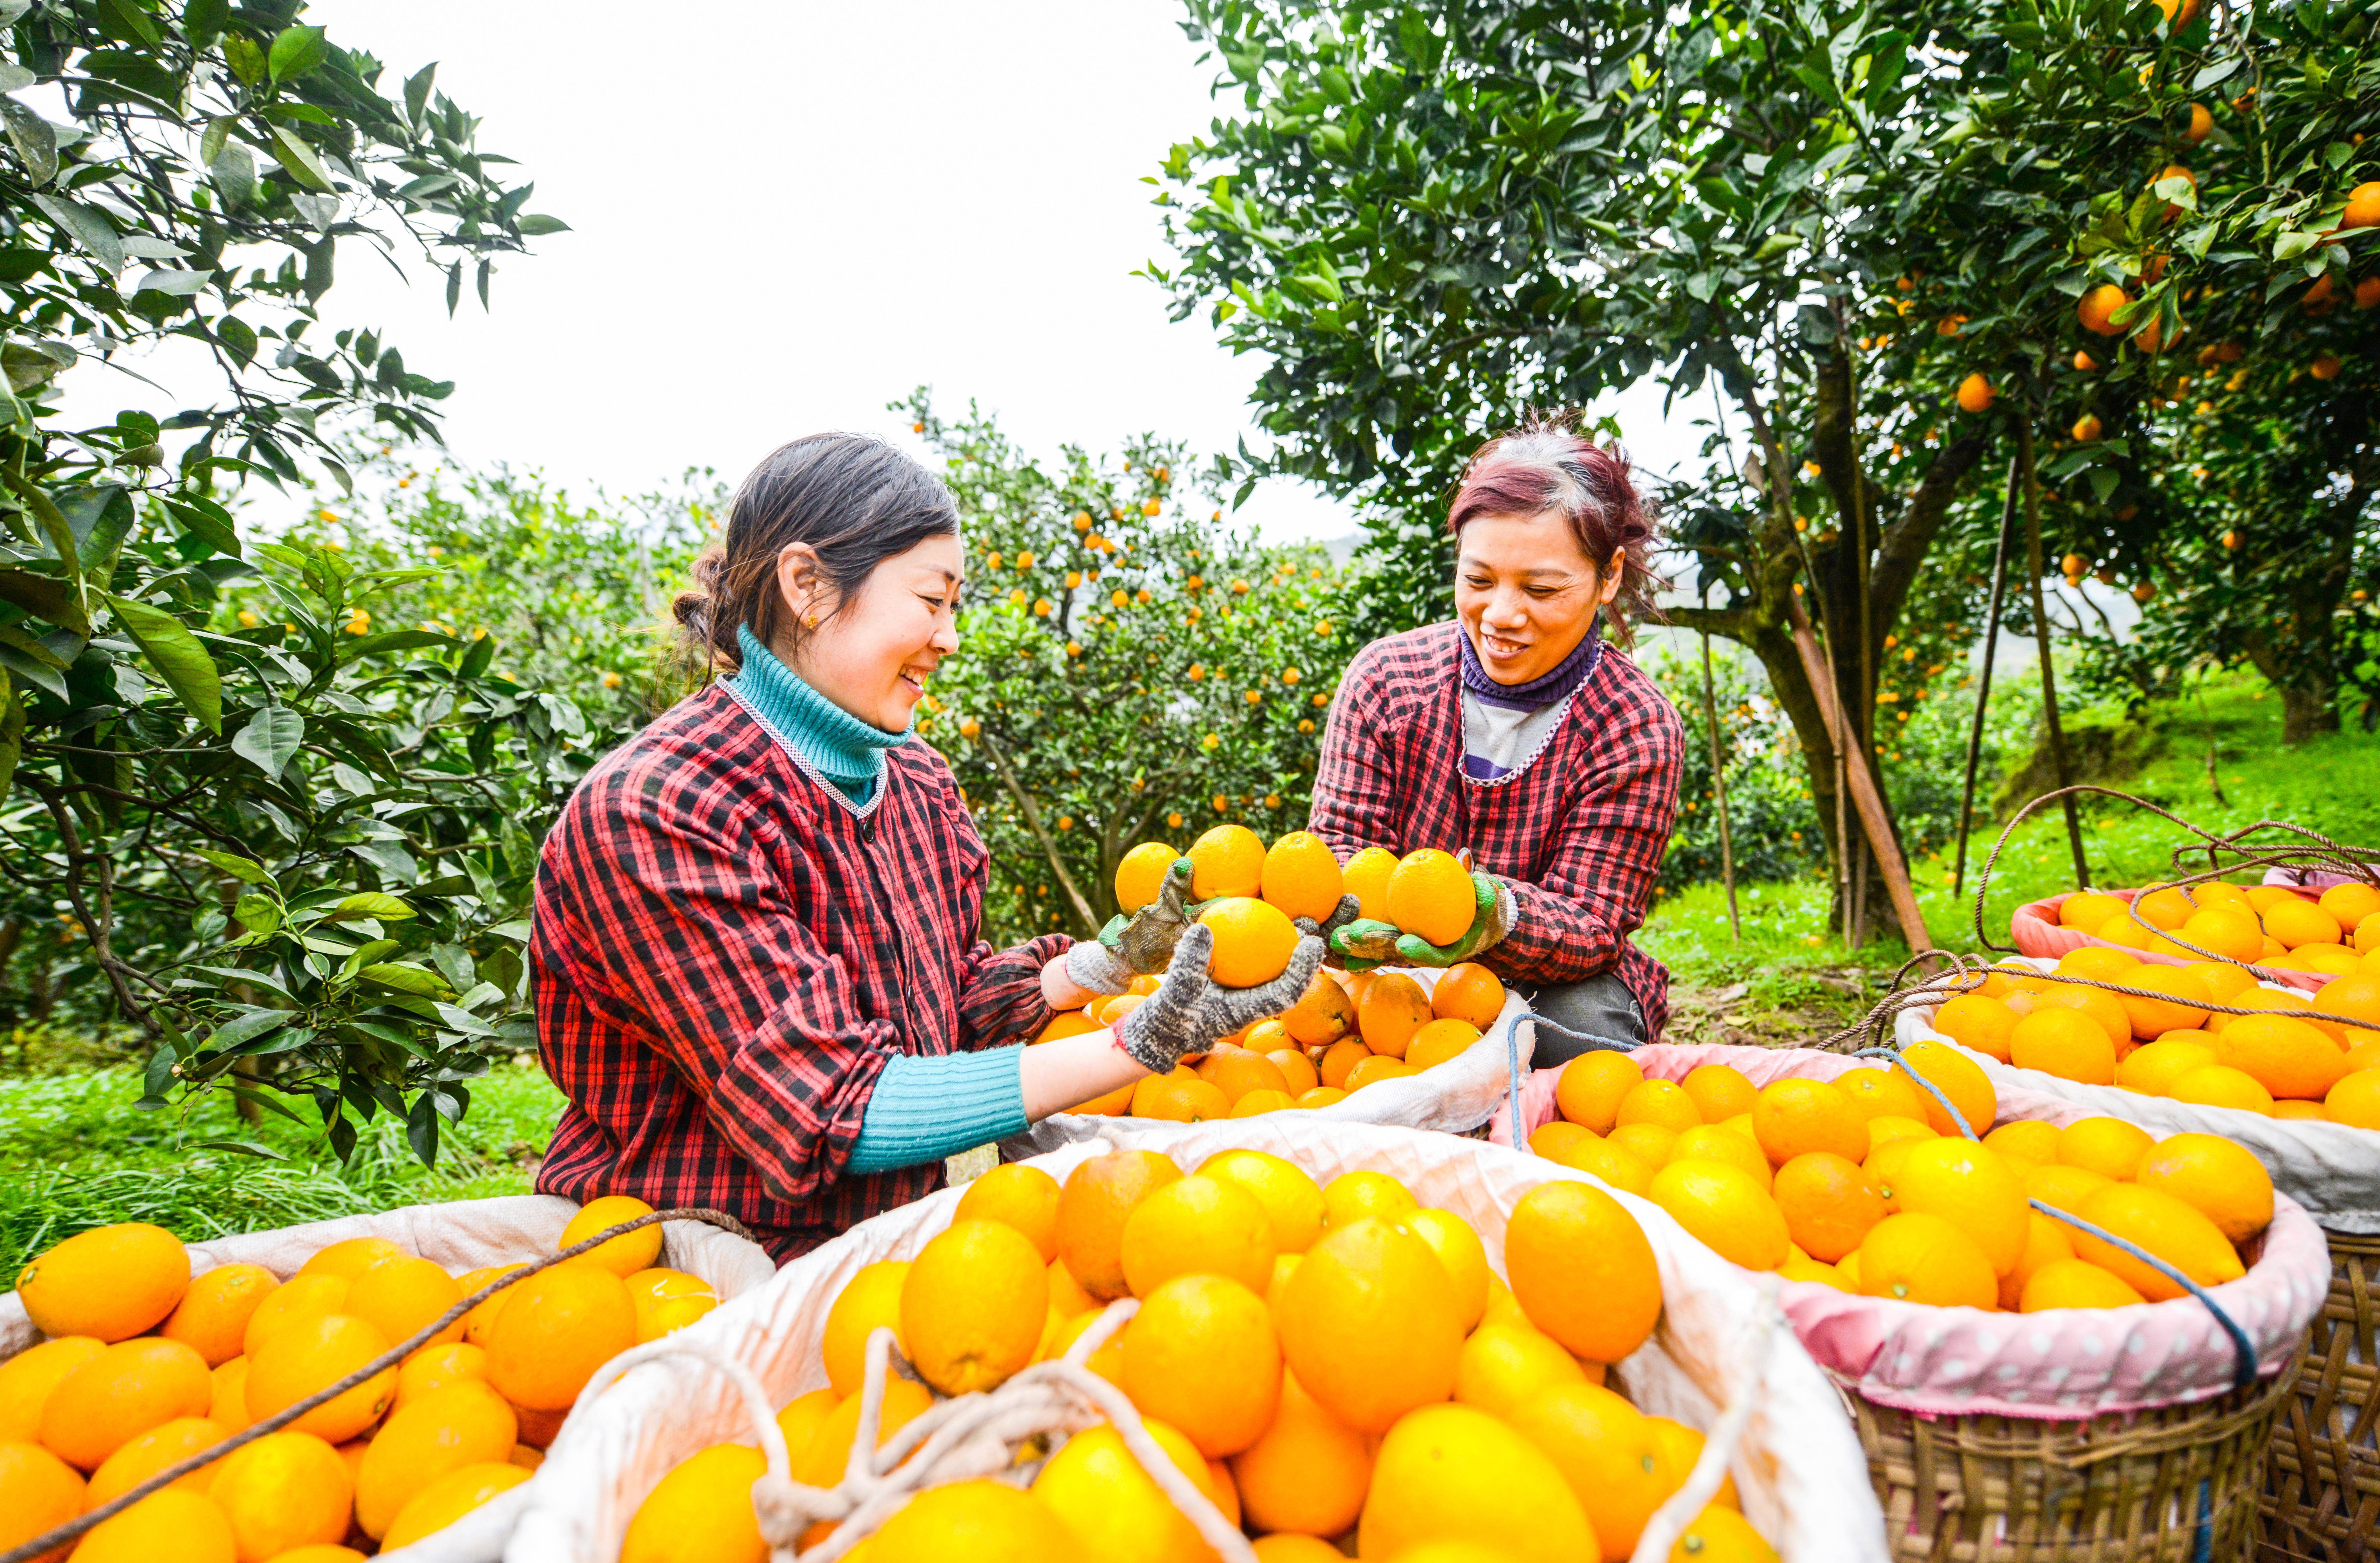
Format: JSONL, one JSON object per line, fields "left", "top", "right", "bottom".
{"left": 1527, "top": 1049, "right": 2276, "bottom": 1313}
{"left": 0, "top": 1195, "right": 715, "bottom": 1562}
{"left": 2053, "top": 879, "right": 2380, "bottom": 979}
{"left": 1927, "top": 949, "right": 2380, "bottom": 1127}
{"left": 1037, "top": 961, "right": 1509, "bottom": 1121}
{"left": 625, "top": 1144, "right": 1781, "bottom": 1562}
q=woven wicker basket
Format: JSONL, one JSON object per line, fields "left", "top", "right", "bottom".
{"left": 1845, "top": 1349, "right": 2303, "bottom": 1563}
{"left": 2260, "top": 1231, "right": 2380, "bottom": 1562}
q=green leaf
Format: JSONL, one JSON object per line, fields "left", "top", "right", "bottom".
{"left": 29, "top": 192, "right": 124, "bottom": 271}
{"left": 232, "top": 893, "right": 281, "bottom": 938}
{"left": 343, "top": 629, "right": 449, "bottom": 660}
{"left": 360, "top": 962, "right": 452, "bottom": 997}
{"left": 192, "top": 1140, "right": 291, "bottom": 1161}
{"left": 268, "top": 23, "right": 328, "bottom": 81}
{"left": 193, "top": 847, "right": 274, "bottom": 886}
{"left": 404, "top": 61, "right": 437, "bottom": 128}
{"left": 96, "top": 591, "right": 224, "bottom": 732}
{"left": 515, "top": 214, "right": 570, "bottom": 236}
{"left": 2, "top": 98, "right": 59, "bottom": 186}
{"left": 209, "top": 140, "right": 257, "bottom": 209}
{"left": 206, "top": 1008, "right": 293, "bottom": 1052}
{"left": 231, "top": 706, "right": 304, "bottom": 778}
{"left": 185, "top": 0, "right": 230, "bottom": 49}
{"left": 0, "top": 670, "right": 19, "bottom": 803}
{"left": 332, "top": 892, "right": 416, "bottom": 920}
{"left": 267, "top": 126, "right": 333, "bottom": 191}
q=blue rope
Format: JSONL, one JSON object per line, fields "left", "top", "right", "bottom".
{"left": 1505, "top": 1007, "right": 1525, "bottom": 1150}
{"left": 1520, "top": 1010, "right": 1641, "bottom": 1053}
{"left": 1852, "top": 1044, "right": 2258, "bottom": 1391}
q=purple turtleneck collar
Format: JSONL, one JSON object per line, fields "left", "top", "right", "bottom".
{"left": 1458, "top": 613, "right": 1603, "bottom": 711}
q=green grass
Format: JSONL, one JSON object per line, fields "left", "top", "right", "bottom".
{"left": 0, "top": 1057, "right": 564, "bottom": 1276}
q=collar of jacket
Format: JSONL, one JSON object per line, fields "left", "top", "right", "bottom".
{"left": 723, "top": 624, "right": 911, "bottom": 808}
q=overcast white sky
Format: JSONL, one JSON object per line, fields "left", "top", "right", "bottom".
{"left": 235, "top": 0, "right": 1701, "bottom": 545}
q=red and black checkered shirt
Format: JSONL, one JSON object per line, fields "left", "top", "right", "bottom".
{"left": 1309, "top": 621, "right": 1683, "bottom": 1037}
{"left": 530, "top": 683, "right": 1064, "bottom": 1262}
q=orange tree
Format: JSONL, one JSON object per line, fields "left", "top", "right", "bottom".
{"left": 0, "top": 2, "right": 572, "bottom": 1162}
{"left": 899, "top": 391, "right": 1356, "bottom": 945}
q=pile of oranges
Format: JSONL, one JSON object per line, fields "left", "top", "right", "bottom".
{"left": 1040, "top": 959, "right": 1507, "bottom": 1122}
{"left": 1529, "top": 1050, "right": 2275, "bottom": 1312}
{"left": 623, "top": 1146, "right": 1781, "bottom": 1563}
{"left": 1930, "top": 945, "right": 2380, "bottom": 1127}
{"left": 0, "top": 1196, "right": 711, "bottom": 1562}
{"left": 1112, "top": 826, "right": 1487, "bottom": 989}
{"left": 2052, "top": 881, "right": 2380, "bottom": 978}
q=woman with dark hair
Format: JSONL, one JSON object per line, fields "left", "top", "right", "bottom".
{"left": 1311, "top": 415, "right": 1684, "bottom": 1061}
{"left": 531, "top": 432, "right": 1319, "bottom": 1259}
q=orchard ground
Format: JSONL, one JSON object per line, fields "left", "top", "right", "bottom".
{"left": 6, "top": 668, "right": 2368, "bottom": 1275}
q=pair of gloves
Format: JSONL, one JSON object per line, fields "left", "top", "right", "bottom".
{"left": 1064, "top": 854, "right": 1518, "bottom": 1074}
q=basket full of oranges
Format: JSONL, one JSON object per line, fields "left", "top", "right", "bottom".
{"left": 505, "top": 1118, "right": 1887, "bottom": 1562}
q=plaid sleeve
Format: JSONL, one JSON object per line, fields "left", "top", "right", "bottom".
{"left": 955, "top": 932, "right": 1070, "bottom": 1049}
{"left": 540, "top": 771, "right": 894, "bottom": 1206}
{"left": 1308, "top": 642, "right": 1405, "bottom": 859}
{"left": 1489, "top": 682, "right": 1684, "bottom": 985}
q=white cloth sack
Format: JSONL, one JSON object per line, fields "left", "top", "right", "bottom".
{"left": 1005, "top": 966, "right": 1534, "bottom": 1158}
{"left": 506, "top": 1118, "right": 1884, "bottom": 1563}
{"left": 1, "top": 1195, "right": 777, "bottom": 1563}
{"left": 1893, "top": 958, "right": 2380, "bottom": 1234}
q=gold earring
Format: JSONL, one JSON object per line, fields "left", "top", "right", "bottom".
{"left": 805, "top": 613, "right": 819, "bottom": 629}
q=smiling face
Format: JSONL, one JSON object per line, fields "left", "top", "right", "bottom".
{"left": 773, "top": 531, "right": 965, "bottom": 731}
{"left": 1454, "top": 509, "right": 1623, "bottom": 685}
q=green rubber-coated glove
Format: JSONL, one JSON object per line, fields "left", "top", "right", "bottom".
{"left": 1329, "top": 917, "right": 1404, "bottom": 969}
{"left": 1393, "top": 872, "right": 1519, "bottom": 967}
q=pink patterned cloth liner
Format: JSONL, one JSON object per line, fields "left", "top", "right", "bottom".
{"left": 1489, "top": 1041, "right": 2331, "bottom": 1419}
{"left": 2012, "top": 889, "right": 2326, "bottom": 993}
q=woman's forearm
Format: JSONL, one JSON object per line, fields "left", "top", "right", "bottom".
{"left": 1019, "top": 1027, "right": 1148, "bottom": 1119}
{"left": 846, "top": 1031, "right": 1150, "bottom": 1174}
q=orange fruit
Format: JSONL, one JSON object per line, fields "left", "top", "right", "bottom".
{"left": 1199, "top": 1049, "right": 1292, "bottom": 1103}
{"left": 1670, "top": 1125, "right": 1772, "bottom": 1189}
{"left": 1891, "top": 1138, "right": 2030, "bottom": 1275}
{"left": 1250, "top": 1538, "right": 1342, "bottom": 1563}
{"left": 243, "top": 1275, "right": 351, "bottom": 1359}
{"left": 1504, "top": 1185, "right": 1656, "bottom": 1370}
{"left": 210, "top": 1428, "right": 357, "bottom": 1559}
{"left": 1866, "top": 1115, "right": 1937, "bottom": 1151}
{"left": 159, "top": 1266, "right": 277, "bottom": 1368}
{"left": 1772, "top": 1152, "right": 1886, "bottom": 1263}
{"left": 380, "top": 1461, "right": 531, "bottom": 1550}
{"left": 1282, "top": 969, "right": 1356, "bottom": 1046}
{"left": 1455, "top": 1323, "right": 1586, "bottom": 1418}
{"left": 64, "top": 1487, "right": 235, "bottom": 1563}
{"left": 1133, "top": 1071, "right": 1232, "bottom": 1122}
{"left": 2318, "top": 883, "right": 2380, "bottom": 929}
{"left": 1357, "top": 1402, "right": 1599, "bottom": 1563}
{"left": 2060, "top": 891, "right": 2129, "bottom": 930}
{"left": 1998, "top": 1213, "right": 2078, "bottom": 1310}
{"left": 2068, "top": 1184, "right": 2246, "bottom": 1300}
{"left": 1835, "top": 1068, "right": 1927, "bottom": 1123}
{"left": 1343, "top": 1055, "right": 1416, "bottom": 1092}
{"left": 1649, "top": 1161, "right": 1789, "bottom": 1272}
{"left": 2178, "top": 907, "right": 2265, "bottom": 964}
{"left": 2327, "top": 1069, "right": 2380, "bottom": 1127}
{"left": 1617, "top": 1079, "right": 1704, "bottom": 1133}
{"left": 1266, "top": 1047, "right": 1322, "bottom": 1094}
{"left": 1983, "top": 1120, "right": 2063, "bottom": 1165}
{"left": 1934, "top": 995, "right": 2020, "bottom": 1062}
{"left": 1031, "top": 1416, "right": 1222, "bottom": 1563}
{"left": 2026, "top": 1162, "right": 2113, "bottom": 1216}
{"left": 38, "top": 1337, "right": 213, "bottom": 1471}
{"left": 14, "top": 1224, "right": 189, "bottom": 1344}
{"left": 1187, "top": 823, "right": 1264, "bottom": 900}
{"left": 2020, "top": 1258, "right": 2148, "bottom": 1311}
{"left": 244, "top": 1313, "right": 400, "bottom": 1444}
{"left": 1197, "top": 897, "right": 1300, "bottom": 987}
{"left": 344, "top": 1256, "right": 466, "bottom": 1353}
{"left": 1553, "top": 1132, "right": 1654, "bottom": 1196}
{"left": 1123, "top": 1274, "right": 1281, "bottom": 1456}
{"left": 1681, "top": 1065, "right": 1758, "bottom": 1122}
{"left": 393, "top": 1341, "right": 490, "bottom": 1410}
{"left": 452, "top": 1265, "right": 524, "bottom": 1349}
{"left": 903, "top": 1219, "right": 1048, "bottom": 1396}
{"left": 1531, "top": 1122, "right": 1594, "bottom": 1161}
{"left": 2215, "top": 1014, "right": 2351, "bottom": 1099}
{"left": 1035, "top": 1009, "right": 1105, "bottom": 1044}
{"left": 1114, "top": 840, "right": 1180, "bottom": 913}
{"left": 820, "top": 1260, "right": 909, "bottom": 1396}
{"left": 1556, "top": 1052, "right": 1644, "bottom": 1133}
{"left": 483, "top": 1263, "right": 635, "bottom": 1413}
{"left": 83, "top": 1414, "right": 228, "bottom": 1504}
{"left": 955, "top": 1164, "right": 1063, "bottom": 1262}
{"left": 1295, "top": 1086, "right": 1346, "bottom": 1111}
{"left": 1340, "top": 846, "right": 1399, "bottom": 921}
{"left": 0, "top": 1441, "right": 84, "bottom": 1560}
{"left": 1400, "top": 1209, "right": 1491, "bottom": 1331}
{"left": 2275, "top": 1099, "right": 2331, "bottom": 1121}
{"left": 1977, "top": 959, "right": 2049, "bottom": 998}
{"left": 2132, "top": 886, "right": 2197, "bottom": 930}
{"left": 1277, "top": 1217, "right": 1460, "bottom": 1432}
{"left": 2263, "top": 898, "right": 2343, "bottom": 949}
{"left": 1648, "top": 1418, "right": 1742, "bottom": 1512}
{"left": 2030, "top": 984, "right": 2133, "bottom": 1049}
{"left": 353, "top": 1381, "right": 516, "bottom": 1540}
{"left": 1196, "top": 1150, "right": 1327, "bottom": 1254}
{"left": 207, "top": 1359, "right": 249, "bottom": 1434}
{"left": 1507, "top": 1379, "right": 1671, "bottom": 1558}
{"left": 1260, "top": 830, "right": 1345, "bottom": 921}
{"left": 1433, "top": 962, "right": 1507, "bottom": 1026}
{"left": 1231, "top": 1364, "right": 1372, "bottom": 1537}
{"left": 773, "top": 1387, "right": 838, "bottom": 1470}
{"left": 2009, "top": 1006, "right": 2122, "bottom": 1091}
{"left": 1120, "top": 1175, "right": 1277, "bottom": 1297}
{"left": 2057, "top": 1117, "right": 2154, "bottom": 1181}
{"left": 1386, "top": 849, "right": 1476, "bottom": 946}
{"left": 1608, "top": 1122, "right": 1679, "bottom": 1169}
{"left": 1408, "top": 1018, "right": 1483, "bottom": 1071}
{"left": 2078, "top": 283, "right": 2131, "bottom": 335}
{"left": 0, "top": 1338, "right": 106, "bottom": 1444}
{"left": 1322, "top": 1170, "right": 1418, "bottom": 1229}
{"left": 2134, "top": 1133, "right": 2273, "bottom": 1243}
{"left": 624, "top": 1444, "right": 775, "bottom": 1563}
{"left": 868, "top": 1477, "right": 1086, "bottom": 1561}
{"left": 1057, "top": 1149, "right": 1181, "bottom": 1301}
{"left": 295, "top": 1237, "right": 404, "bottom": 1282}
{"left": 1901, "top": 1040, "right": 1997, "bottom": 1138}
{"left": 1357, "top": 972, "right": 1433, "bottom": 1058}
{"left": 795, "top": 1377, "right": 933, "bottom": 1488}
{"left": 1317, "top": 1037, "right": 1373, "bottom": 1089}
{"left": 2056, "top": 946, "right": 2143, "bottom": 983}
{"left": 558, "top": 1195, "right": 663, "bottom": 1278}
{"left": 1855, "top": 1213, "right": 1997, "bottom": 1307}
{"left": 1751, "top": 1078, "right": 1869, "bottom": 1167}
{"left": 2119, "top": 1036, "right": 2218, "bottom": 1096}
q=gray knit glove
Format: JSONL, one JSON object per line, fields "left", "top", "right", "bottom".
{"left": 1116, "top": 921, "right": 1327, "bottom": 1074}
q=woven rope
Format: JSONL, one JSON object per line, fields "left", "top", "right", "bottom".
{"left": 0, "top": 1205, "right": 756, "bottom": 1563}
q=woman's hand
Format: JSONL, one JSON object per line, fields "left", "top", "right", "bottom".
{"left": 1116, "top": 921, "right": 1326, "bottom": 1073}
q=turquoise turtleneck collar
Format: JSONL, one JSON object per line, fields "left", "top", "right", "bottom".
{"left": 724, "top": 625, "right": 910, "bottom": 808}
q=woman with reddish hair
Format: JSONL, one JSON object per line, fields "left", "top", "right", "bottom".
{"left": 1311, "top": 416, "right": 1683, "bottom": 1059}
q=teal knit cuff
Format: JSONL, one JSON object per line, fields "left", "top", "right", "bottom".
{"left": 848, "top": 1047, "right": 1028, "bottom": 1174}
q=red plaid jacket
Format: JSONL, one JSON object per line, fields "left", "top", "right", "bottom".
{"left": 1309, "top": 622, "right": 1683, "bottom": 1037}
{"left": 531, "top": 683, "right": 1063, "bottom": 1261}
